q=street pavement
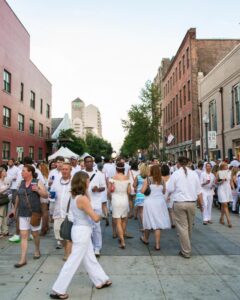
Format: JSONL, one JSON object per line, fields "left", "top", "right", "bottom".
{"left": 1, "top": 207, "right": 240, "bottom": 300}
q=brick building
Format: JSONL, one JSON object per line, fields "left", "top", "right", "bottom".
{"left": 0, "top": 0, "right": 52, "bottom": 163}
{"left": 161, "top": 28, "right": 240, "bottom": 161}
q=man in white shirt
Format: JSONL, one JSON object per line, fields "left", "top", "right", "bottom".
{"left": 102, "top": 157, "right": 116, "bottom": 180}
{"left": 70, "top": 156, "right": 81, "bottom": 177}
{"left": 51, "top": 163, "right": 72, "bottom": 260}
{"left": 167, "top": 156, "right": 203, "bottom": 259}
{"left": 84, "top": 156, "right": 106, "bottom": 257}
{"left": 48, "top": 156, "right": 65, "bottom": 187}
{"left": 7, "top": 158, "right": 19, "bottom": 204}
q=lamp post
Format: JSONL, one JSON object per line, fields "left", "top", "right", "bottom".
{"left": 203, "top": 112, "right": 209, "bottom": 161}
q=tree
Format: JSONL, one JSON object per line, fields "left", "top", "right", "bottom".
{"left": 120, "top": 80, "right": 161, "bottom": 157}
{"left": 85, "top": 133, "right": 113, "bottom": 158}
{"left": 58, "top": 129, "right": 86, "bottom": 155}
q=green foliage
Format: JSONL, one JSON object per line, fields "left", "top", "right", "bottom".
{"left": 85, "top": 133, "right": 113, "bottom": 158}
{"left": 58, "top": 129, "right": 86, "bottom": 155}
{"left": 120, "top": 80, "right": 161, "bottom": 157}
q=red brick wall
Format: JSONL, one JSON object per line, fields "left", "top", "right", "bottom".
{"left": 0, "top": 0, "right": 52, "bottom": 163}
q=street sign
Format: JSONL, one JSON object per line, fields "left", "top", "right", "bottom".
{"left": 208, "top": 131, "right": 216, "bottom": 149}
{"left": 16, "top": 147, "right": 24, "bottom": 153}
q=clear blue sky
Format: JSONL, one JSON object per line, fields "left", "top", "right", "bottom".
{"left": 7, "top": 0, "right": 240, "bottom": 151}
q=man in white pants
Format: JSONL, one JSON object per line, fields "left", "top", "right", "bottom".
{"left": 200, "top": 163, "right": 215, "bottom": 225}
{"left": 84, "top": 156, "right": 106, "bottom": 257}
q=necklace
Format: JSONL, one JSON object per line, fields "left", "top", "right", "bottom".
{"left": 60, "top": 178, "right": 71, "bottom": 185}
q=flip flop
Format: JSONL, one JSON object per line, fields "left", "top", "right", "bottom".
{"left": 49, "top": 293, "right": 69, "bottom": 299}
{"left": 96, "top": 280, "right": 112, "bottom": 289}
{"left": 140, "top": 236, "right": 149, "bottom": 245}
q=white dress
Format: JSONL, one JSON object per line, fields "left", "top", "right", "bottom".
{"left": 110, "top": 179, "right": 130, "bottom": 218}
{"left": 143, "top": 184, "right": 171, "bottom": 230}
{"left": 217, "top": 178, "right": 232, "bottom": 203}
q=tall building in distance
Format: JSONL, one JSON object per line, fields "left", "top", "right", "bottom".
{"left": 0, "top": 0, "right": 52, "bottom": 163}
{"left": 158, "top": 28, "right": 240, "bottom": 161}
{"left": 71, "top": 98, "right": 102, "bottom": 138}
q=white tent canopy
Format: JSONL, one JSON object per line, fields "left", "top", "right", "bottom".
{"left": 48, "top": 146, "right": 79, "bottom": 161}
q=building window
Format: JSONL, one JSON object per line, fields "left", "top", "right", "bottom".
{"left": 29, "top": 119, "right": 35, "bottom": 134}
{"left": 18, "top": 114, "right": 24, "bottom": 131}
{"left": 175, "top": 67, "right": 177, "bottom": 82}
{"left": 170, "top": 77, "right": 172, "bottom": 90}
{"left": 234, "top": 84, "right": 240, "bottom": 125}
{"left": 46, "top": 104, "right": 50, "bottom": 118}
{"left": 2, "top": 142, "right": 10, "bottom": 160}
{"left": 20, "top": 83, "right": 24, "bottom": 101}
{"left": 183, "top": 85, "right": 186, "bottom": 105}
{"left": 176, "top": 122, "right": 179, "bottom": 143}
{"left": 188, "top": 114, "right": 191, "bottom": 140}
{"left": 173, "top": 72, "right": 175, "bottom": 85}
{"left": 39, "top": 123, "right": 43, "bottom": 137}
{"left": 46, "top": 127, "right": 50, "bottom": 139}
{"left": 209, "top": 100, "right": 217, "bottom": 131}
{"left": 3, "top": 107, "right": 11, "bottom": 127}
{"left": 184, "top": 117, "right": 187, "bottom": 141}
{"left": 186, "top": 47, "right": 190, "bottom": 69}
{"left": 176, "top": 94, "right": 178, "bottom": 116}
{"left": 29, "top": 146, "right": 34, "bottom": 159}
{"left": 187, "top": 80, "right": 191, "bottom": 101}
{"left": 180, "top": 120, "right": 183, "bottom": 142}
{"left": 179, "top": 61, "right": 181, "bottom": 79}
{"left": 173, "top": 98, "right": 175, "bottom": 119}
{"left": 170, "top": 101, "right": 173, "bottom": 120}
{"left": 180, "top": 89, "right": 182, "bottom": 108}
{"left": 3, "top": 70, "right": 11, "bottom": 93}
{"left": 30, "top": 91, "right": 35, "bottom": 109}
{"left": 38, "top": 148, "right": 43, "bottom": 160}
{"left": 182, "top": 55, "right": 185, "bottom": 74}
{"left": 40, "top": 99, "right": 43, "bottom": 114}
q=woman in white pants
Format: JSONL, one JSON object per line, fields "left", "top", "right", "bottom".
{"left": 50, "top": 171, "right": 111, "bottom": 300}
{"left": 200, "top": 163, "right": 215, "bottom": 225}
{"left": 230, "top": 167, "right": 239, "bottom": 213}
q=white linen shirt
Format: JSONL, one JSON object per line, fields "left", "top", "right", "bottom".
{"left": 200, "top": 172, "right": 215, "bottom": 195}
{"left": 7, "top": 165, "right": 19, "bottom": 189}
{"left": 51, "top": 177, "right": 72, "bottom": 220}
{"left": 167, "top": 167, "right": 202, "bottom": 202}
{"left": 71, "top": 165, "right": 81, "bottom": 177}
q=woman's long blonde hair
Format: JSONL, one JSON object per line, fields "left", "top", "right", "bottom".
{"left": 139, "top": 163, "right": 150, "bottom": 178}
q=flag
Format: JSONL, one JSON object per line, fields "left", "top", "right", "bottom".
{"left": 167, "top": 133, "right": 174, "bottom": 145}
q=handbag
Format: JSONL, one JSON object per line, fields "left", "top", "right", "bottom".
{"left": 0, "top": 193, "right": 10, "bottom": 206}
{"left": 24, "top": 189, "right": 42, "bottom": 227}
{"left": 60, "top": 198, "right": 73, "bottom": 241}
{"left": 144, "top": 177, "right": 151, "bottom": 196}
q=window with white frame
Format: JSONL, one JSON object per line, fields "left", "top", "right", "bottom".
{"left": 209, "top": 100, "right": 217, "bottom": 131}
{"left": 234, "top": 84, "right": 240, "bottom": 125}
{"left": 3, "top": 106, "right": 11, "bottom": 127}
{"left": 3, "top": 70, "right": 11, "bottom": 93}
{"left": 18, "top": 114, "right": 24, "bottom": 131}
{"left": 2, "top": 142, "right": 10, "bottom": 160}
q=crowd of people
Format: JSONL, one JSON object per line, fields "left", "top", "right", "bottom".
{"left": 0, "top": 154, "right": 240, "bottom": 299}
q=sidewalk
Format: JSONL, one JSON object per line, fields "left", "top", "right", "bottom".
{"left": 1, "top": 207, "right": 240, "bottom": 300}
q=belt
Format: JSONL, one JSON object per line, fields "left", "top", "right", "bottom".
{"left": 174, "top": 201, "right": 196, "bottom": 203}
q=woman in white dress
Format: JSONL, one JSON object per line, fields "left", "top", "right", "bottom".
{"left": 216, "top": 162, "right": 232, "bottom": 227}
{"left": 141, "top": 165, "right": 171, "bottom": 250}
{"left": 109, "top": 162, "right": 131, "bottom": 249}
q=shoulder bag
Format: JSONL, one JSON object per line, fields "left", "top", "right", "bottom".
{"left": 24, "top": 189, "right": 42, "bottom": 227}
{"left": 0, "top": 193, "right": 10, "bottom": 206}
{"left": 60, "top": 198, "right": 73, "bottom": 241}
{"left": 143, "top": 177, "right": 151, "bottom": 196}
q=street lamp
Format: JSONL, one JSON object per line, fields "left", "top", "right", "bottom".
{"left": 203, "top": 112, "right": 209, "bottom": 161}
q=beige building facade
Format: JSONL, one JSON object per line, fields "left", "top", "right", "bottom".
{"left": 198, "top": 44, "right": 240, "bottom": 160}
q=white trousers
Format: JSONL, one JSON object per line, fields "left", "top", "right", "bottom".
{"left": 52, "top": 225, "right": 109, "bottom": 295}
{"left": 92, "top": 209, "right": 102, "bottom": 251}
{"left": 202, "top": 193, "right": 213, "bottom": 222}
{"left": 232, "top": 193, "right": 238, "bottom": 211}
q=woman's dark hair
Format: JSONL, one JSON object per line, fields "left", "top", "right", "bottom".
{"left": 0, "top": 164, "right": 8, "bottom": 172}
{"left": 116, "top": 162, "right": 125, "bottom": 174}
{"left": 24, "top": 164, "right": 37, "bottom": 178}
{"left": 161, "top": 164, "right": 170, "bottom": 176}
{"left": 49, "top": 160, "right": 56, "bottom": 170}
{"left": 71, "top": 171, "right": 89, "bottom": 197}
{"left": 130, "top": 161, "right": 138, "bottom": 171}
{"left": 150, "top": 165, "right": 162, "bottom": 185}
{"left": 178, "top": 156, "right": 188, "bottom": 176}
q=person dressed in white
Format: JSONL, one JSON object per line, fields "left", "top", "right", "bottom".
{"left": 70, "top": 156, "right": 81, "bottom": 177}
{"left": 7, "top": 158, "right": 19, "bottom": 204}
{"left": 167, "top": 157, "right": 203, "bottom": 259}
{"left": 216, "top": 162, "right": 232, "bottom": 227}
{"left": 51, "top": 163, "right": 73, "bottom": 260}
{"left": 230, "top": 166, "right": 239, "bottom": 213}
{"left": 140, "top": 165, "right": 171, "bottom": 250}
{"left": 84, "top": 156, "right": 106, "bottom": 257}
{"left": 200, "top": 163, "right": 215, "bottom": 225}
{"left": 50, "top": 171, "right": 111, "bottom": 300}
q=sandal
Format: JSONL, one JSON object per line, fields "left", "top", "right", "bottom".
{"left": 154, "top": 246, "right": 161, "bottom": 251}
{"left": 140, "top": 236, "right": 149, "bottom": 245}
{"left": 96, "top": 280, "right": 112, "bottom": 289}
{"left": 50, "top": 293, "right": 69, "bottom": 299}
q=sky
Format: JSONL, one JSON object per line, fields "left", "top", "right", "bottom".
{"left": 7, "top": 0, "right": 240, "bottom": 151}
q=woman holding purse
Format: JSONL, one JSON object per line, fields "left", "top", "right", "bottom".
{"left": 12, "top": 165, "right": 48, "bottom": 268}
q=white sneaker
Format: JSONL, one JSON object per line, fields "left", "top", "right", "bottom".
{"left": 29, "top": 234, "right": 33, "bottom": 241}
{"left": 95, "top": 249, "right": 100, "bottom": 257}
{"left": 9, "top": 234, "right": 20, "bottom": 243}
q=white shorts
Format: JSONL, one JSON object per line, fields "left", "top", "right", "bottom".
{"left": 54, "top": 218, "right": 65, "bottom": 240}
{"left": 19, "top": 217, "right": 41, "bottom": 232}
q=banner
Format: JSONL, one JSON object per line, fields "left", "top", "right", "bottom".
{"left": 208, "top": 131, "right": 216, "bottom": 149}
